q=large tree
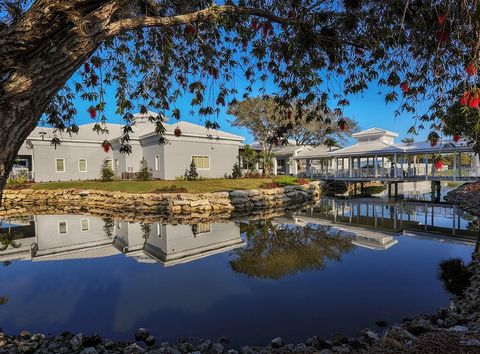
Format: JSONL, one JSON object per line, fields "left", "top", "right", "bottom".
{"left": 1, "top": 1, "right": 479, "bottom": 199}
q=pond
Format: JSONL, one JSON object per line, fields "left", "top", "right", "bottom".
{"left": 0, "top": 197, "right": 477, "bottom": 347}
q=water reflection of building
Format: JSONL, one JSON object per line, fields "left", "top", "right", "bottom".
{"left": 0, "top": 215, "right": 244, "bottom": 266}
{"left": 294, "top": 197, "right": 479, "bottom": 246}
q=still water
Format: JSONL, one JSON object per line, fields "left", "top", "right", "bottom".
{"left": 0, "top": 197, "right": 477, "bottom": 347}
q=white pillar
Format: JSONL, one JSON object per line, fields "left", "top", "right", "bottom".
{"left": 273, "top": 157, "right": 278, "bottom": 176}
{"left": 349, "top": 157, "right": 353, "bottom": 178}
{"left": 374, "top": 155, "right": 378, "bottom": 177}
{"left": 424, "top": 153, "right": 428, "bottom": 180}
{"left": 393, "top": 154, "right": 398, "bottom": 178}
{"left": 453, "top": 152, "right": 457, "bottom": 181}
{"left": 293, "top": 159, "right": 298, "bottom": 176}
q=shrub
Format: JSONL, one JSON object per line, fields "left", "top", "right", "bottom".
{"left": 154, "top": 185, "right": 188, "bottom": 193}
{"left": 100, "top": 159, "right": 115, "bottom": 182}
{"left": 137, "top": 158, "right": 151, "bottom": 181}
{"left": 6, "top": 176, "right": 27, "bottom": 189}
{"left": 244, "top": 170, "right": 262, "bottom": 178}
{"left": 297, "top": 178, "right": 308, "bottom": 185}
{"left": 186, "top": 159, "right": 198, "bottom": 181}
{"left": 232, "top": 162, "right": 242, "bottom": 179}
{"left": 260, "top": 180, "right": 280, "bottom": 189}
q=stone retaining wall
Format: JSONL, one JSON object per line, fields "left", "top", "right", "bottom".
{"left": 445, "top": 182, "right": 480, "bottom": 216}
{"left": 0, "top": 181, "right": 322, "bottom": 216}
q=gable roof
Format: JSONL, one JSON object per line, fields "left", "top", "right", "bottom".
{"left": 27, "top": 123, "right": 124, "bottom": 143}
{"left": 352, "top": 127, "right": 399, "bottom": 138}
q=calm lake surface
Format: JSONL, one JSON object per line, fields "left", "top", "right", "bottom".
{"left": 0, "top": 195, "right": 477, "bottom": 347}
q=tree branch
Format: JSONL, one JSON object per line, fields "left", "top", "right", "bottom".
{"left": 106, "top": 4, "right": 297, "bottom": 37}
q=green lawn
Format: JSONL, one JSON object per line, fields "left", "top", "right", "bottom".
{"left": 29, "top": 176, "right": 306, "bottom": 194}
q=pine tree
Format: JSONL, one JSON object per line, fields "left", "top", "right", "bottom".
{"left": 100, "top": 159, "right": 114, "bottom": 182}
{"left": 187, "top": 159, "right": 199, "bottom": 181}
{"left": 137, "top": 158, "right": 151, "bottom": 181}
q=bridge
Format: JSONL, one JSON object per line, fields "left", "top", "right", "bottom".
{"left": 291, "top": 128, "right": 479, "bottom": 184}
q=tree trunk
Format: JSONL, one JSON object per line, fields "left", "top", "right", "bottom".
{"left": 0, "top": 107, "right": 39, "bottom": 204}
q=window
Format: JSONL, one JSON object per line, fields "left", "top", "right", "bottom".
{"left": 55, "top": 158, "right": 65, "bottom": 173}
{"left": 58, "top": 221, "right": 68, "bottom": 235}
{"left": 78, "top": 159, "right": 87, "bottom": 172}
{"left": 80, "top": 218, "right": 89, "bottom": 232}
{"left": 156, "top": 223, "right": 162, "bottom": 238}
{"left": 14, "top": 158, "right": 29, "bottom": 168}
{"left": 192, "top": 156, "right": 210, "bottom": 170}
{"left": 155, "top": 156, "right": 159, "bottom": 171}
{"left": 197, "top": 223, "right": 211, "bottom": 234}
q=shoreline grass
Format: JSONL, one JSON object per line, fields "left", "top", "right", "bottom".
{"left": 26, "top": 176, "right": 307, "bottom": 194}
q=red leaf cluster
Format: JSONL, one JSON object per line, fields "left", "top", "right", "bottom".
{"left": 174, "top": 127, "right": 182, "bottom": 137}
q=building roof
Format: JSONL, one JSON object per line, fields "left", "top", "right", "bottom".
{"left": 352, "top": 127, "right": 399, "bottom": 138}
{"left": 27, "top": 123, "right": 124, "bottom": 143}
{"left": 329, "top": 141, "right": 404, "bottom": 157}
{"left": 295, "top": 145, "right": 337, "bottom": 159}
{"left": 272, "top": 145, "right": 310, "bottom": 156}
{"left": 141, "top": 121, "right": 244, "bottom": 141}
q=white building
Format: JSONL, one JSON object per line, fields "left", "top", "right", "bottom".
{"left": 14, "top": 112, "right": 244, "bottom": 182}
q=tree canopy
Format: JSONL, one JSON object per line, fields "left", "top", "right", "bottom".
{"left": 230, "top": 220, "right": 355, "bottom": 279}
{"left": 228, "top": 96, "right": 359, "bottom": 148}
{"left": 1, "top": 0, "right": 480, "bottom": 194}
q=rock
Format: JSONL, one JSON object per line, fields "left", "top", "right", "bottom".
{"left": 81, "top": 348, "right": 98, "bottom": 354}
{"left": 331, "top": 345, "right": 350, "bottom": 353}
{"left": 198, "top": 339, "right": 212, "bottom": 351}
{"left": 305, "top": 336, "right": 331, "bottom": 349}
{"left": 460, "top": 339, "right": 480, "bottom": 347}
{"left": 70, "top": 333, "right": 84, "bottom": 351}
{"left": 31, "top": 333, "right": 45, "bottom": 341}
{"left": 123, "top": 343, "right": 146, "bottom": 354}
{"left": 361, "top": 329, "right": 379, "bottom": 343}
{"left": 239, "top": 346, "right": 255, "bottom": 354}
{"left": 375, "top": 320, "right": 388, "bottom": 327}
{"left": 218, "top": 336, "right": 230, "bottom": 344}
{"left": 404, "top": 318, "right": 432, "bottom": 336}
{"left": 212, "top": 342, "right": 224, "bottom": 354}
{"left": 383, "top": 326, "right": 416, "bottom": 344}
{"left": 447, "top": 325, "right": 469, "bottom": 332}
{"left": 19, "top": 331, "right": 31, "bottom": 340}
{"left": 135, "top": 328, "right": 150, "bottom": 341}
{"left": 270, "top": 337, "right": 283, "bottom": 348}
{"left": 144, "top": 335, "right": 155, "bottom": 346}
{"left": 331, "top": 334, "right": 349, "bottom": 346}
{"left": 226, "top": 350, "right": 239, "bottom": 354}
{"left": 177, "top": 337, "right": 187, "bottom": 344}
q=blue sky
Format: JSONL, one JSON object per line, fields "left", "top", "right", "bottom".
{"left": 70, "top": 69, "right": 428, "bottom": 146}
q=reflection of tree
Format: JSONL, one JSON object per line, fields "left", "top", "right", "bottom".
{"left": 439, "top": 258, "right": 472, "bottom": 296}
{"left": 0, "top": 231, "right": 21, "bottom": 251}
{"left": 102, "top": 218, "right": 115, "bottom": 239}
{"left": 140, "top": 223, "right": 151, "bottom": 240}
{"left": 191, "top": 224, "right": 199, "bottom": 237}
{"left": 0, "top": 296, "right": 8, "bottom": 305}
{"left": 230, "top": 221, "right": 355, "bottom": 279}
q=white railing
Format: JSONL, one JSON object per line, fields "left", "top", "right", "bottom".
{"left": 8, "top": 170, "right": 34, "bottom": 181}
{"left": 307, "top": 165, "right": 479, "bottom": 180}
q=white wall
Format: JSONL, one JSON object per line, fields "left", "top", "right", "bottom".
{"left": 31, "top": 141, "right": 113, "bottom": 182}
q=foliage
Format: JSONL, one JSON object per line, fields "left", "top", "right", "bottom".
{"left": 230, "top": 221, "right": 355, "bottom": 279}
{"left": 0, "top": 296, "right": 8, "bottom": 305}
{"left": 232, "top": 162, "right": 243, "bottom": 179}
{"left": 100, "top": 159, "right": 115, "bottom": 182}
{"left": 6, "top": 176, "right": 27, "bottom": 189}
{"left": 102, "top": 218, "right": 115, "bottom": 239}
{"left": 137, "top": 158, "right": 151, "bottom": 181}
{"left": 0, "top": 231, "right": 21, "bottom": 251}
{"left": 241, "top": 145, "right": 259, "bottom": 171}
{"left": 186, "top": 160, "right": 199, "bottom": 181}
{"left": 243, "top": 170, "right": 262, "bottom": 178}
{"left": 439, "top": 258, "right": 472, "bottom": 296}
{"left": 154, "top": 185, "right": 188, "bottom": 193}
{"left": 140, "top": 223, "right": 151, "bottom": 240}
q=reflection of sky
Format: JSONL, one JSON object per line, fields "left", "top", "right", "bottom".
{"left": 0, "top": 227, "right": 473, "bottom": 347}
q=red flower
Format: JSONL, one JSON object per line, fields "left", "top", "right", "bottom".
{"left": 102, "top": 141, "right": 111, "bottom": 153}
{"left": 460, "top": 92, "right": 471, "bottom": 106}
{"left": 437, "top": 14, "right": 446, "bottom": 25}
{"left": 174, "top": 127, "right": 182, "bottom": 137}
{"left": 84, "top": 63, "right": 90, "bottom": 73}
{"left": 469, "top": 94, "right": 480, "bottom": 109}
{"left": 339, "top": 123, "right": 346, "bottom": 131}
{"left": 466, "top": 63, "right": 477, "bottom": 76}
{"left": 434, "top": 161, "right": 444, "bottom": 170}
{"left": 185, "top": 25, "right": 196, "bottom": 36}
{"left": 88, "top": 106, "right": 96, "bottom": 119}
{"left": 453, "top": 134, "right": 461, "bottom": 143}
{"left": 400, "top": 82, "right": 409, "bottom": 93}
